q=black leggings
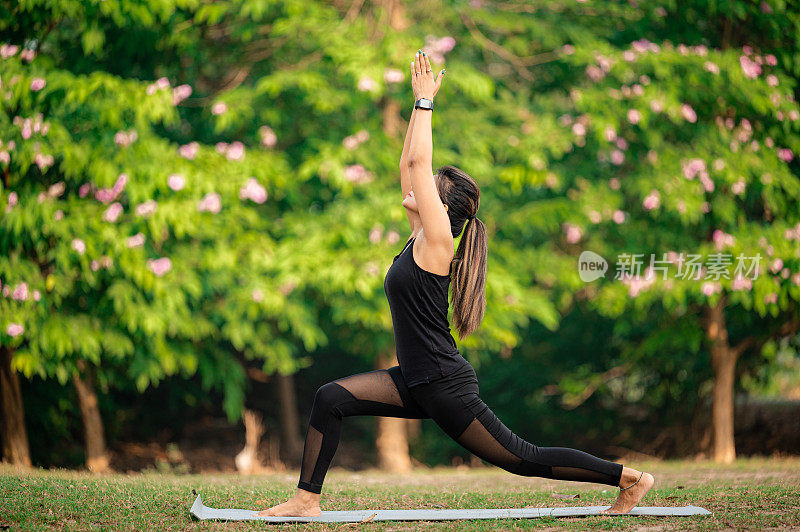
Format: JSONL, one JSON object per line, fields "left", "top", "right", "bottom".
{"left": 297, "top": 363, "right": 623, "bottom": 494}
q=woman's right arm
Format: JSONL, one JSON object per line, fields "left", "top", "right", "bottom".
{"left": 399, "top": 102, "right": 418, "bottom": 199}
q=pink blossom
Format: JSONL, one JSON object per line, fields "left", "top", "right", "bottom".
{"left": 765, "top": 53, "right": 777, "bottom": 65}
{"left": 571, "top": 123, "right": 586, "bottom": 136}
{"left": 792, "top": 273, "right": 800, "bottom": 285}
{"left": 585, "top": 65, "right": 604, "bottom": 82}
{"left": 12, "top": 282, "right": 28, "bottom": 301}
{"left": 769, "top": 258, "right": 784, "bottom": 273}
{"left": 386, "top": 230, "right": 400, "bottom": 244}
{"left": 178, "top": 142, "right": 199, "bottom": 160}
{"left": 357, "top": 76, "right": 377, "bottom": 92}
{"left": 561, "top": 44, "right": 575, "bottom": 55}
{"left": 681, "top": 103, "right": 697, "bottom": 123}
{"left": 197, "top": 192, "right": 221, "bottom": 213}
{"left": 252, "top": 289, "right": 264, "bottom": 302}
{"left": 33, "top": 290, "right": 41, "bottom": 301}
{"left": 701, "top": 281, "right": 721, "bottom": 296}
{"left": 764, "top": 293, "right": 778, "bottom": 305}
{"left": 704, "top": 61, "right": 719, "bottom": 74}
{"left": 712, "top": 229, "right": 735, "bottom": 251}
{"left": 172, "top": 84, "right": 192, "bottom": 105}
{"left": 603, "top": 126, "right": 616, "bottom": 142}
{"left": 767, "top": 74, "right": 779, "bottom": 86}
{"left": 778, "top": 148, "right": 793, "bottom": 162}
{"left": 620, "top": 268, "right": 655, "bottom": 297}
{"left": 563, "top": 223, "right": 582, "bottom": 244}
{"left": 623, "top": 50, "right": 636, "bottom": 62}
{"left": 79, "top": 183, "right": 91, "bottom": 197}
{"left": 239, "top": 178, "right": 268, "bottom": 204}
{"left": 369, "top": 226, "right": 382, "bottom": 244}
{"left": 259, "top": 125, "right": 277, "bottom": 147}
{"left": 6, "top": 323, "right": 24, "bottom": 337}
{"left": 344, "top": 164, "right": 374, "bottom": 184}
{"left": 643, "top": 190, "right": 660, "bottom": 211}
{"left": 147, "top": 257, "right": 172, "bottom": 277}
{"left": 742, "top": 45, "right": 753, "bottom": 55}
{"left": 627, "top": 109, "right": 641, "bottom": 124}
{"left": 167, "top": 174, "right": 185, "bottom": 191}
{"left": 1, "top": 44, "right": 19, "bottom": 58}
{"left": 682, "top": 158, "right": 706, "bottom": 180}
{"left": 608, "top": 178, "right": 620, "bottom": 190}
{"left": 211, "top": 102, "right": 228, "bottom": 115}
{"left": 615, "top": 137, "right": 628, "bottom": 150}
{"left": 699, "top": 172, "right": 715, "bottom": 192}
{"left": 127, "top": 233, "right": 145, "bottom": 248}
{"left": 30, "top": 78, "right": 46, "bottom": 91}
{"left": 6, "top": 191, "right": 18, "bottom": 212}
{"left": 0, "top": 151, "right": 9, "bottom": 165}
{"left": 114, "top": 130, "right": 138, "bottom": 147}
{"left": 54, "top": 210, "right": 63, "bottom": 221}
{"left": 226, "top": 141, "right": 245, "bottom": 161}
{"left": 739, "top": 55, "right": 761, "bottom": 79}
{"left": 103, "top": 202, "right": 123, "bottom": 222}
{"left": 610, "top": 149, "right": 625, "bottom": 165}
{"left": 384, "top": 68, "right": 404, "bottom": 83}
{"left": 589, "top": 210, "right": 601, "bottom": 223}
{"left": 44, "top": 177, "right": 64, "bottom": 196}
{"left": 71, "top": 238, "right": 86, "bottom": 254}
{"left": 33, "top": 153, "right": 55, "bottom": 173}
{"left": 135, "top": 200, "right": 157, "bottom": 217}
{"left": 650, "top": 99, "right": 663, "bottom": 113}
{"left": 91, "top": 260, "right": 100, "bottom": 271}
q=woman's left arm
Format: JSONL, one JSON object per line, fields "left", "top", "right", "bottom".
{"left": 407, "top": 52, "right": 450, "bottom": 247}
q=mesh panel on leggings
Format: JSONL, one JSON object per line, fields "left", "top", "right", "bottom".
{"left": 551, "top": 465, "right": 620, "bottom": 485}
{"left": 456, "top": 417, "right": 523, "bottom": 472}
{"left": 299, "top": 424, "right": 323, "bottom": 485}
{"left": 333, "top": 370, "right": 403, "bottom": 407}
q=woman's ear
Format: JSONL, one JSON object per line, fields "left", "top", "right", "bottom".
{"left": 444, "top": 204, "right": 449, "bottom": 212}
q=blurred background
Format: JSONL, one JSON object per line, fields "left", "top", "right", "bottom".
{"left": 1, "top": 0, "right": 799, "bottom": 479}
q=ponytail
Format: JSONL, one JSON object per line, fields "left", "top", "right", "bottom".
{"left": 451, "top": 215, "right": 487, "bottom": 339}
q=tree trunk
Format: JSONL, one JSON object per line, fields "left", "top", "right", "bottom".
{"left": 276, "top": 372, "right": 303, "bottom": 461}
{"left": 704, "top": 297, "right": 737, "bottom": 464}
{"left": 72, "top": 360, "right": 110, "bottom": 472}
{"left": 236, "top": 408, "right": 268, "bottom": 474}
{"left": 0, "top": 346, "right": 32, "bottom": 466}
{"left": 375, "top": 349, "right": 412, "bottom": 473}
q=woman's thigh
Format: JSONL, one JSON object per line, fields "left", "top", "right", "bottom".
{"left": 407, "top": 363, "right": 481, "bottom": 439}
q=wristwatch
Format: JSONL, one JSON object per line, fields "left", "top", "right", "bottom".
{"left": 414, "top": 98, "right": 434, "bottom": 111}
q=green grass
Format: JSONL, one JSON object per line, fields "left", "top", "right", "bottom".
{"left": 1, "top": 456, "right": 798, "bottom": 530}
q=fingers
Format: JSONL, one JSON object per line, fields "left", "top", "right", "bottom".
{"left": 434, "top": 69, "right": 444, "bottom": 92}
{"left": 414, "top": 51, "right": 421, "bottom": 76}
{"left": 423, "top": 52, "right": 432, "bottom": 73}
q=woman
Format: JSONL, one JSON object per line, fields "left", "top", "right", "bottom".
{"left": 257, "top": 50, "right": 654, "bottom": 518}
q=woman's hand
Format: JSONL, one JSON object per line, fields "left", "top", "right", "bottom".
{"left": 411, "top": 50, "right": 445, "bottom": 101}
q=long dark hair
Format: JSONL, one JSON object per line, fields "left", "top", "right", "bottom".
{"left": 435, "top": 165, "right": 487, "bottom": 339}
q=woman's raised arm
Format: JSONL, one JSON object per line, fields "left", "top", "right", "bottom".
{"left": 407, "top": 52, "right": 450, "bottom": 248}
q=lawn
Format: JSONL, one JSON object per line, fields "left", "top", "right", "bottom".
{"left": 1, "top": 456, "right": 798, "bottom": 530}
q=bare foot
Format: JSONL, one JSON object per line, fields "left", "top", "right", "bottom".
{"left": 256, "top": 488, "right": 322, "bottom": 517}
{"left": 601, "top": 467, "right": 655, "bottom": 515}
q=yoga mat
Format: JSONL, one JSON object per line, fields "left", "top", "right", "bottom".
{"left": 189, "top": 493, "right": 712, "bottom": 523}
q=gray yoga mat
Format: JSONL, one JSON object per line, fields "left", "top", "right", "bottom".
{"left": 189, "top": 493, "right": 712, "bottom": 523}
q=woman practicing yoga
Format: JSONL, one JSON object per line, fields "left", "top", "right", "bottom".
{"left": 257, "top": 50, "right": 654, "bottom": 517}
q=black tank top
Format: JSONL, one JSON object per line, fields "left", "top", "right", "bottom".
{"left": 384, "top": 236, "right": 469, "bottom": 387}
